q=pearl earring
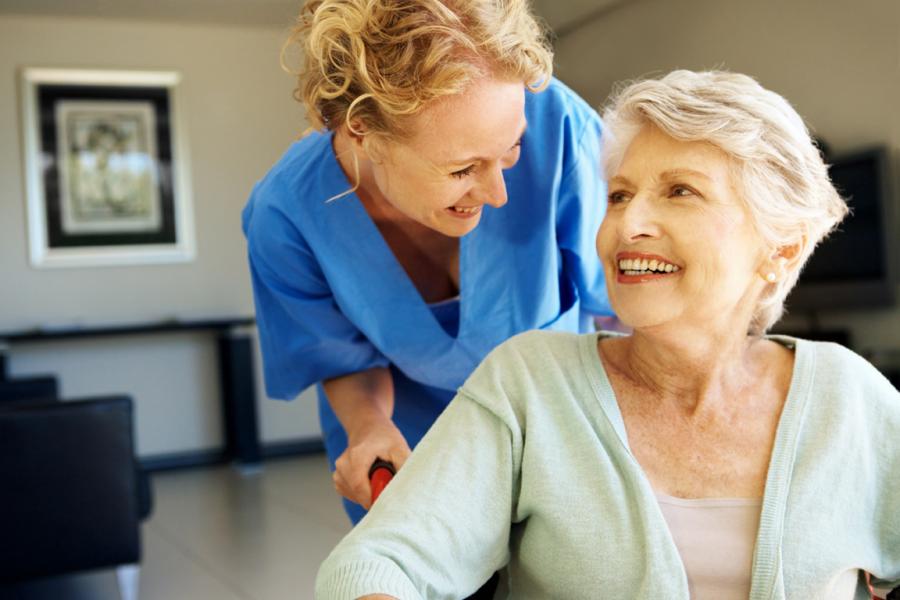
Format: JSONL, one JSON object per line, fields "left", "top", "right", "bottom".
{"left": 766, "top": 272, "right": 777, "bottom": 283}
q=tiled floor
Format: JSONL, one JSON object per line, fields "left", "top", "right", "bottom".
{"left": 1, "top": 454, "right": 351, "bottom": 600}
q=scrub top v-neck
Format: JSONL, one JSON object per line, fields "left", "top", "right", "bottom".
{"left": 243, "top": 77, "right": 612, "bottom": 522}
{"left": 312, "top": 133, "right": 478, "bottom": 389}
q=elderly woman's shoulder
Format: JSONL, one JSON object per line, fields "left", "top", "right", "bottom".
{"left": 458, "top": 330, "right": 593, "bottom": 420}
{"left": 793, "top": 337, "right": 899, "bottom": 401}
{"left": 462, "top": 330, "right": 589, "bottom": 389}
{"left": 494, "top": 328, "right": 588, "bottom": 359}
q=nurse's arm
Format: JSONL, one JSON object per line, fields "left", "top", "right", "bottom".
{"left": 323, "top": 367, "right": 412, "bottom": 509}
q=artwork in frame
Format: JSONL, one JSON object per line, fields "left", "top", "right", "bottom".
{"left": 20, "top": 68, "right": 195, "bottom": 268}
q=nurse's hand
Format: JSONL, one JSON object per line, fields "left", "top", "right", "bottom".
{"left": 323, "top": 367, "right": 410, "bottom": 509}
{"left": 333, "top": 417, "right": 411, "bottom": 510}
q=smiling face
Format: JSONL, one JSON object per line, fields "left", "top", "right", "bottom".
{"left": 357, "top": 77, "right": 526, "bottom": 237}
{"left": 597, "top": 125, "right": 771, "bottom": 334}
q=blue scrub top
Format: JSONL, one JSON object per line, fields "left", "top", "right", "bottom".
{"left": 243, "top": 78, "right": 612, "bottom": 523}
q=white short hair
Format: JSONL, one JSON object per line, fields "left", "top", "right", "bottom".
{"left": 601, "top": 70, "right": 849, "bottom": 334}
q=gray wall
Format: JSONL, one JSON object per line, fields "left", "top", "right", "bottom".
{"left": 0, "top": 14, "right": 320, "bottom": 457}
{"left": 553, "top": 0, "right": 900, "bottom": 353}
{"left": 3, "top": 1, "right": 898, "bottom": 456}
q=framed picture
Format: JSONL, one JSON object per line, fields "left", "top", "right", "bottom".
{"left": 20, "top": 68, "right": 195, "bottom": 268}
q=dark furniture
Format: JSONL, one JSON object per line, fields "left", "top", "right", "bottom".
{"left": 0, "top": 317, "right": 261, "bottom": 468}
{"left": 0, "top": 387, "right": 151, "bottom": 600}
{"left": 0, "top": 375, "right": 58, "bottom": 402}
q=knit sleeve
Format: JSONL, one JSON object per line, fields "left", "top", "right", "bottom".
{"left": 314, "top": 390, "right": 519, "bottom": 599}
{"left": 869, "top": 366, "right": 900, "bottom": 592}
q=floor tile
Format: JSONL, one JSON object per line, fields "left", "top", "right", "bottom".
{"left": 147, "top": 455, "right": 349, "bottom": 599}
{"left": 140, "top": 525, "right": 250, "bottom": 600}
{"left": 258, "top": 455, "right": 354, "bottom": 533}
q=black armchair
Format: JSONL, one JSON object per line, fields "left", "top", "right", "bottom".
{"left": 0, "top": 390, "right": 152, "bottom": 600}
{"left": 0, "top": 375, "right": 58, "bottom": 403}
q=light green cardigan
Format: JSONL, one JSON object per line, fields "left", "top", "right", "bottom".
{"left": 315, "top": 331, "right": 900, "bottom": 599}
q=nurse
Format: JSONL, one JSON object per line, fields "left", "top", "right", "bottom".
{"left": 242, "top": 0, "right": 612, "bottom": 525}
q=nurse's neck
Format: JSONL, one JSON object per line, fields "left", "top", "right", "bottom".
{"left": 333, "top": 126, "right": 440, "bottom": 243}
{"left": 332, "top": 127, "right": 442, "bottom": 239}
{"left": 332, "top": 127, "right": 387, "bottom": 209}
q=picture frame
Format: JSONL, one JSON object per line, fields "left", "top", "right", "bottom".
{"left": 20, "top": 68, "right": 195, "bottom": 268}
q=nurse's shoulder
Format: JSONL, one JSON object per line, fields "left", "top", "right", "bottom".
{"left": 242, "top": 130, "right": 337, "bottom": 236}
{"left": 524, "top": 77, "right": 602, "bottom": 139}
{"left": 244, "top": 131, "right": 336, "bottom": 214}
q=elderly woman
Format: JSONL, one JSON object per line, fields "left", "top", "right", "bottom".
{"left": 314, "top": 71, "right": 900, "bottom": 600}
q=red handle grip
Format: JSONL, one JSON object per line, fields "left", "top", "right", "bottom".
{"left": 369, "top": 459, "right": 396, "bottom": 504}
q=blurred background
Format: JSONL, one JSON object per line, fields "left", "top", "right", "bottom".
{"left": 0, "top": 0, "right": 897, "bottom": 598}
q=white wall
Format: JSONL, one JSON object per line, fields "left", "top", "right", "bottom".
{"left": 553, "top": 0, "right": 900, "bottom": 354}
{"left": 0, "top": 14, "right": 320, "bottom": 457}
{"left": 5, "top": 2, "right": 898, "bottom": 456}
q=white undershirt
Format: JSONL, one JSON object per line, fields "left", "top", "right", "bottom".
{"left": 655, "top": 491, "right": 859, "bottom": 599}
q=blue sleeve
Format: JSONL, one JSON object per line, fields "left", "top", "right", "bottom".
{"left": 556, "top": 113, "right": 613, "bottom": 317}
{"left": 243, "top": 191, "right": 389, "bottom": 400}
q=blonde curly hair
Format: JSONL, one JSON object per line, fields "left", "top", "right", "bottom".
{"left": 601, "top": 70, "right": 849, "bottom": 335}
{"left": 283, "top": 0, "right": 553, "bottom": 142}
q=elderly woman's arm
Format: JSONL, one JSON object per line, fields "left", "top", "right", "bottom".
{"left": 314, "top": 391, "right": 518, "bottom": 600}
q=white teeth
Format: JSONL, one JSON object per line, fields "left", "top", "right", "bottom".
{"left": 617, "top": 257, "right": 681, "bottom": 274}
{"left": 451, "top": 205, "right": 479, "bottom": 214}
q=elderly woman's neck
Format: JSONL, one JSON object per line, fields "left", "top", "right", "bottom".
{"left": 607, "top": 325, "right": 768, "bottom": 413}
